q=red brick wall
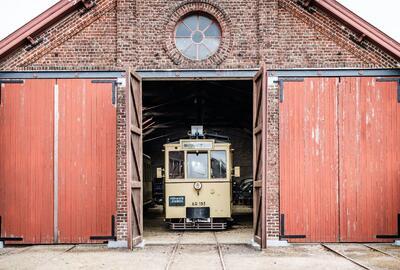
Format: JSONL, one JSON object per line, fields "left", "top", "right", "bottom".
{"left": 266, "top": 81, "right": 280, "bottom": 239}
{"left": 0, "top": 0, "right": 399, "bottom": 244}
{"left": 0, "top": 0, "right": 398, "bottom": 70}
{"left": 31, "top": 8, "right": 117, "bottom": 69}
{"left": 0, "top": 0, "right": 118, "bottom": 70}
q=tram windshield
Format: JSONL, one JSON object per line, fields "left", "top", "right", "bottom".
{"left": 187, "top": 152, "right": 208, "bottom": 179}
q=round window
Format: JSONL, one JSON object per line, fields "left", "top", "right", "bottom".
{"left": 174, "top": 14, "right": 221, "bottom": 61}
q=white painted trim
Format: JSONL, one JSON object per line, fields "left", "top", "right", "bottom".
{"left": 53, "top": 82, "right": 59, "bottom": 243}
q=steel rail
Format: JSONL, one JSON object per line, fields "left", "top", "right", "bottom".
{"left": 214, "top": 232, "right": 227, "bottom": 270}
{"left": 0, "top": 246, "right": 33, "bottom": 257}
{"left": 64, "top": 245, "right": 76, "bottom": 253}
{"left": 363, "top": 244, "right": 400, "bottom": 261}
{"left": 321, "top": 243, "right": 372, "bottom": 270}
{"left": 165, "top": 233, "right": 183, "bottom": 270}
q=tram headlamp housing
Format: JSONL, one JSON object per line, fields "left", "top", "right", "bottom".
{"left": 194, "top": 182, "right": 202, "bottom": 191}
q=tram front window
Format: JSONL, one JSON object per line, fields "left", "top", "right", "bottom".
{"left": 187, "top": 152, "right": 208, "bottom": 179}
{"left": 211, "top": 150, "right": 227, "bottom": 179}
{"left": 169, "top": 151, "right": 185, "bottom": 179}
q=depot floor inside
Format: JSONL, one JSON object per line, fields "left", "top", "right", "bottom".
{"left": 142, "top": 79, "right": 254, "bottom": 242}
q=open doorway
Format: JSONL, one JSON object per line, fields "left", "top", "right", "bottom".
{"left": 141, "top": 79, "right": 253, "bottom": 244}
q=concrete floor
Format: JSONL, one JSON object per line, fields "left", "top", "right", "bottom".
{"left": 1, "top": 243, "right": 399, "bottom": 270}
{"left": 1, "top": 206, "right": 399, "bottom": 270}
{"left": 143, "top": 205, "right": 254, "bottom": 245}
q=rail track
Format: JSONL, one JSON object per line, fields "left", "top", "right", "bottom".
{"left": 321, "top": 243, "right": 400, "bottom": 270}
{"left": 363, "top": 244, "right": 400, "bottom": 261}
{"left": 164, "top": 232, "right": 227, "bottom": 270}
{"left": 214, "top": 232, "right": 227, "bottom": 270}
{"left": 164, "top": 233, "right": 183, "bottom": 270}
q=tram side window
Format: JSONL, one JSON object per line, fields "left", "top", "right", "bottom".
{"left": 211, "top": 151, "right": 227, "bottom": 179}
{"left": 187, "top": 152, "right": 208, "bottom": 179}
{"left": 169, "top": 151, "right": 185, "bottom": 179}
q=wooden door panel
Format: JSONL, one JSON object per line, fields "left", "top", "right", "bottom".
{"left": 279, "top": 78, "right": 339, "bottom": 242}
{"left": 0, "top": 79, "right": 54, "bottom": 244}
{"left": 253, "top": 65, "right": 267, "bottom": 248}
{"left": 127, "top": 70, "right": 143, "bottom": 248}
{"left": 57, "top": 79, "right": 116, "bottom": 243}
{"left": 339, "top": 77, "right": 400, "bottom": 242}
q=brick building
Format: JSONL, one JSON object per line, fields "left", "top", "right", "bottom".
{"left": 0, "top": 0, "right": 399, "bottom": 249}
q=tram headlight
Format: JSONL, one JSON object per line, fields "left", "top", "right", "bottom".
{"left": 194, "top": 181, "right": 202, "bottom": 192}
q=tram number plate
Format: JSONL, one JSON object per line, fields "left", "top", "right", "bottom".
{"left": 169, "top": 196, "right": 185, "bottom": 206}
{"left": 192, "top": 201, "right": 206, "bottom": 206}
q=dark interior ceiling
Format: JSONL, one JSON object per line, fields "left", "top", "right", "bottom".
{"left": 142, "top": 80, "right": 253, "bottom": 142}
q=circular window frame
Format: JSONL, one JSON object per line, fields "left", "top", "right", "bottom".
{"left": 174, "top": 13, "right": 222, "bottom": 61}
{"left": 163, "top": 1, "right": 232, "bottom": 66}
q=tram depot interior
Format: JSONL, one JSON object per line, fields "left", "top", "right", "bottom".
{"left": 142, "top": 79, "right": 253, "bottom": 242}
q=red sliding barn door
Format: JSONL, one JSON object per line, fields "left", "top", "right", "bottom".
{"left": 57, "top": 79, "right": 117, "bottom": 243}
{"left": 0, "top": 79, "right": 54, "bottom": 244}
{"left": 280, "top": 76, "right": 400, "bottom": 243}
{"left": 339, "top": 77, "right": 400, "bottom": 242}
{"left": 279, "top": 78, "right": 339, "bottom": 242}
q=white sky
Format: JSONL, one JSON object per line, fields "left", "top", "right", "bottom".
{"left": 0, "top": 0, "right": 399, "bottom": 42}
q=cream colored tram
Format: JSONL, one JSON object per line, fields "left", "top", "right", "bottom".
{"left": 157, "top": 127, "right": 240, "bottom": 230}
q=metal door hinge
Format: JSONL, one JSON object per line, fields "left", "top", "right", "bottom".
{"left": 280, "top": 214, "right": 306, "bottom": 239}
{"left": 0, "top": 216, "right": 23, "bottom": 243}
{"left": 92, "top": 80, "right": 117, "bottom": 106}
{"left": 277, "top": 78, "right": 304, "bottom": 103}
{"left": 0, "top": 80, "right": 24, "bottom": 105}
{"left": 90, "top": 215, "right": 117, "bottom": 241}
{"left": 376, "top": 213, "right": 400, "bottom": 239}
{"left": 0, "top": 80, "right": 24, "bottom": 84}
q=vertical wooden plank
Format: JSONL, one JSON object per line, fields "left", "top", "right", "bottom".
{"left": 0, "top": 79, "right": 54, "bottom": 244}
{"left": 279, "top": 78, "right": 339, "bottom": 242}
{"left": 339, "top": 77, "right": 400, "bottom": 242}
{"left": 57, "top": 79, "right": 117, "bottom": 243}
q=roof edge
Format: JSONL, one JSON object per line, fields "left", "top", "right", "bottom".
{"left": 314, "top": 0, "right": 400, "bottom": 59}
{"left": 0, "top": 0, "right": 85, "bottom": 57}
{"left": 0, "top": 0, "right": 399, "bottom": 61}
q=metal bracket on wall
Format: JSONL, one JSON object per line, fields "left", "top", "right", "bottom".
{"left": 280, "top": 214, "right": 306, "bottom": 239}
{"left": 376, "top": 213, "right": 400, "bottom": 239}
{"left": 0, "top": 216, "right": 23, "bottom": 243}
{"left": 80, "top": 0, "right": 96, "bottom": 15}
{"left": 90, "top": 215, "right": 117, "bottom": 241}
{"left": 376, "top": 78, "right": 400, "bottom": 103}
{"left": 0, "top": 80, "right": 24, "bottom": 105}
{"left": 275, "top": 78, "right": 304, "bottom": 103}
{"left": 297, "top": 0, "right": 317, "bottom": 13}
{"left": 91, "top": 79, "right": 117, "bottom": 106}
{"left": 26, "top": 36, "right": 44, "bottom": 51}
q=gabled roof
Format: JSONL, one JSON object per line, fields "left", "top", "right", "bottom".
{"left": 0, "top": 0, "right": 93, "bottom": 57}
{"left": 0, "top": 0, "right": 399, "bottom": 60}
{"left": 314, "top": 0, "right": 400, "bottom": 59}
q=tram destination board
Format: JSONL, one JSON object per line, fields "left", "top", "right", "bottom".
{"left": 169, "top": 196, "right": 185, "bottom": 206}
{"left": 181, "top": 140, "right": 213, "bottom": 150}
